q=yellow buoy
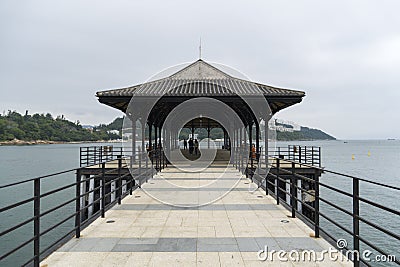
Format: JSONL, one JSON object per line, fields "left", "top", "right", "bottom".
{"left": 352, "top": 154, "right": 355, "bottom": 160}
{"left": 367, "top": 151, "right": 371, "bottom": 157}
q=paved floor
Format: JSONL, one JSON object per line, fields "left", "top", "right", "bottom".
{"left": 41, "top": 160, "right": 351, "bottom": 266}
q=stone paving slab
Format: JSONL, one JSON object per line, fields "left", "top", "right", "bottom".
{"left": 41, "top": 162, "right": 352, "bottom": 267}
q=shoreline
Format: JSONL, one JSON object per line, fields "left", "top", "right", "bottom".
{"left": 0, "top": 139, "right": 122, "bottom": 146}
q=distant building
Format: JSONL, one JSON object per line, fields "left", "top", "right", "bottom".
{"left": 107, "top": 130, "right": 120, "bottom": 135}
{"left": 82, "top": 125, "right": 94, "bottom": 133}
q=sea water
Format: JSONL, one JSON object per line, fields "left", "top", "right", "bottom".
{"left": 0, "top": 140, "right": 399, "bottom": 266}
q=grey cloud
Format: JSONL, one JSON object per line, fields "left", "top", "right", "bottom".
{"left": 1, "top": 0, "right": 399, "bottom": 139}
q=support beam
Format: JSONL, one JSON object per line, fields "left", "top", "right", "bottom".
{"left": 141, "top": 119, "right": 145, "bottom": 154}
{"left": 249, "top": 123, "right": 253, "bottom": 177}
{"left": 111, "top": 181, "right": 116, "bottom": 203}
{"left": 191, "top": 121, "right": 194, "bottom": 139}
{"left": 223, "top": 128, "right": 227, "bottom": 149}
{"left": 207, "top": 119, "right": 210, "bottom": 149}
{"left": 159, "top": 126, "right": 162, "bottom": 148}
{"left": 297, "top": 179, "right": 302, "bottom": 212}
{"left": 148, "top": 122, "right": 153, "bottom": 150}
{"left": 285, "top": 180, "right": 290, "bottom": 205}
{"left": 80, "top": 176, "right": 86, "bottom": 219}
{"left": 88, "top": 176, "right": 94, "bottom": 216}
{"left": 264, "top": 120, "right": 268, "bottom": 169}
{"left": 154, "top": 125, "right": 158, "bottom": 149}
{"left": 255, "top": 119, "right": 260, "bottom": 157}
{"left": 132, "top": 118, "right": 136, "bottom": 163}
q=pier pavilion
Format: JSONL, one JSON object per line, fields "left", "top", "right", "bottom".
{"left": 96, "top": 59, "right": 305, "bottom": 157}
{"left": 37, "top": 60, "right": 352, "bottom": 266}
{"left": 2, "top": 60, "right": 398, "bottom": 267}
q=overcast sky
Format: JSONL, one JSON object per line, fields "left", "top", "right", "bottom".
{"left": 1, "top": 0, "right": 399, "bottom": 139}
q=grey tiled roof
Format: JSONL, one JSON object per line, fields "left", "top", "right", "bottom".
{"left": 96, "top": 78, "right": 304, "bottom": 98}
{"left": 96, "top": 60, "right": 305, "bottom": 98}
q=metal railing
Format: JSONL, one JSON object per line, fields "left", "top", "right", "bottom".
{"left": 0, "top": 146, "right": 162, "bottom": 267}
{"left": 256, "top": 158, "right": 399, "bottom": 267}
{"left": 80, "top": 146, "right": 168, "bottom": 171}
{"left": 269, "top": 145, "right": 321, "bottom": 167}
{"left": 80, "top": 146, "right": 123, "bottom": 167}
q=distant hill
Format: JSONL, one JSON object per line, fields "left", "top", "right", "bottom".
{"left": 277, "top": 126, "right": 336, "bottom": 141}
{"left": 0, "top": 111, "right": 121, "bottom": 143}
{"left": 0, "top": 112, "right": 334, "bottom": 143}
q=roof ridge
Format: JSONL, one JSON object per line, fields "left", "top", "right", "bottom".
{"left": 168, "top": 59, "right": 233, "bottom": 79}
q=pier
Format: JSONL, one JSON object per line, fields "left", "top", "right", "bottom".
{"left": 41, "top": 150, "right": 349, "bottom": 266}
{"left": 0, "top": 59, "right": 399, "bottom": 266}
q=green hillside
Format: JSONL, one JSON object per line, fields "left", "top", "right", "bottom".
{"left": 0, "top": 112, "right": 335, "bottom": 143}
{"left": 277, "top": 126, "right": 335, "bottom": 141}
{"left": 0, "top": 111, "right": 120, "bottom": 142}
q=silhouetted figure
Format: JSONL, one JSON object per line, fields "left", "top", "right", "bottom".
{"left": 188, "top": 138, "right": 194, "bottom": 154}
{"left": 183, "top": 139, "right": 188, "bottom": 150}
{"left": 251, "top": 144, "right": 256, "bottom": 160}
{"left": 194, "top": 139, "right": 199, "bottom": 155}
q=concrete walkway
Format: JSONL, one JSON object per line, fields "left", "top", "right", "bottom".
{"left": 41, "top": 161, "right": 351, "bottom": 266}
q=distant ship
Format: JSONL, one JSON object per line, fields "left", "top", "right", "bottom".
{"left": 387, "top": 138, "right": 396, "bottom": 140}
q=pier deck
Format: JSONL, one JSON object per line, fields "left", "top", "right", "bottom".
{"left": 41, "top": 162, "right": 350, "bottom": 266}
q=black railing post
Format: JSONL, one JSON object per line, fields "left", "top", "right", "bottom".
{"left": 353, "top": 178, "right": 360, "bottom": 267}
{"left": 33, "top": 178, "right": 40, "bottom": 267}
{"left": 314, "top": 168, "right": 320, "bottom": 238}
{"left": 86, "top": 147, "right": 89, "bottom": 165}
{"left": 163, "top": 148, "right": 165, "bottom": 169}
{"left": 130, "top": 152, "right": 134, "bottom": 194}
{"left": 130, "top": 154, "right": 133, "bottom": 169}
{"left": 305, "top": 146, "right": 308, "bottom": 164}
{"left": 138, "top": 148, "right": 142, "bottom": 180}
{"left": 117, "top": 156, "right": 122, "bottom": 205}
{"left": 160, "top": 147, "right": 163, "bottom": 170}
{"left": 239, "top": 147, "right": 242, "bottom": 172}
{"left": 276, "top": 158, "right": 280, "bottom": 205}
{"left": 101, "top": 162, "right": 105, "bottom": 218}
{"left": 145, "top": 148, "right": 149, "bottom": 182}
{"left": 299, "top": 147, "right": 302, "bottom": 163}
{"left": 312, "top": 148, "right": 315, "bottom": 166}
{"left": 162, "top": 148, "right": 165, "bottom": 169}
{"left": 157, "top": 148, "right": 160, "bottom": 171}
{"left": 75, "top": 169, "right": 81, "bottom": 238}
{"left": 319, "top": 147, "right": 321, "bottom": 168}
{"left": 291, "top": 162, "right": 296, "bottom": 218}
{"left": 155, "top": 148, "right": 158, "bottom": 171}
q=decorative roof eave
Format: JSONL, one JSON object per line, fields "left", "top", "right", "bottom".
{"left": 96, "top": 60, "right": 306, "bottom": 121}
{"left": 96, "top": 79, "right": 305, "bottom": 98}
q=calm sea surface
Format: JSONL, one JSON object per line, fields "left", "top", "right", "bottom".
{"left": 0, "top": 140, "right": 399, "bottom": 266}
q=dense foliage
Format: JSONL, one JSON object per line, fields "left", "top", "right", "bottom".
{"left": 277, "top": 127, "right": 335, "bottom": 141}
{"left": 0, "top": 112, "right": 335, "bottom": 142}
{"left": 0, "top": 111, "right": 120, "bottom": 142}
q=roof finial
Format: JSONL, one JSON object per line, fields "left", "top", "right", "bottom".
{"left": 199, "top": 37, "right": 202, "bottom": 59}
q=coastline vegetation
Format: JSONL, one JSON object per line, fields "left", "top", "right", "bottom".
{"left": 0, "top": 112, "right": 335, "bottom": 144}
{"left": 0, "top": 111, "right": 120, "bottom": 143}
{"left": 277, "top": 127, "right": 336, "bottom": 141}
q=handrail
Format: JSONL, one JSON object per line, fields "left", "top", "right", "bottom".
{"left": 262, "top": 157, "right": 399, "bottom": 266}
{"left": 0, "top": 146, "right": 166, "bottom": 267}
{"left": 231, "top": 144, "right": 399, "bottom": 266}
{"left": 2, "top": 144, "right": 398, "bottom": 266}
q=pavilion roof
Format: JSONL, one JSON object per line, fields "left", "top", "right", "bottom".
{"left": 96, "top": 59, "right": 305, "bottom": 116}
{"left": 96, "top": 60, "right": 305, "bottom": 98}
